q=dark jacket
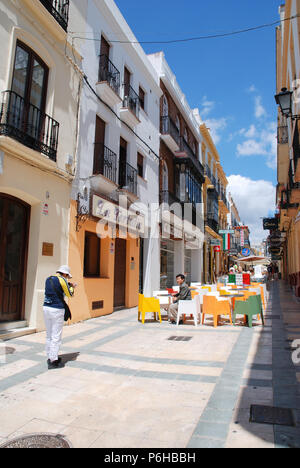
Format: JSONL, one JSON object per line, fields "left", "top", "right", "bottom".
{"left": 174, "top": 282, "right": 192, "bottom": 303}
{"left": 43, "top": 275, "right": 74, "bottom": 309}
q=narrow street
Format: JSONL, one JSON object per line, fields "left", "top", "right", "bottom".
{"left": 0, "top": 281, "right": 299, "bottom": 449}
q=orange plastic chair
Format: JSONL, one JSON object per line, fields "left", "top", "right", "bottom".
{"left": 138, "top": 294, "right": 162, "bottom": 324}
{"left": 202, "top": 295, "right": 233, "bottom": 328}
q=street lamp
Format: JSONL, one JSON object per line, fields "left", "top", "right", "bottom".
{"left": 275, "top": 87, "right": 298, "bottom": 119}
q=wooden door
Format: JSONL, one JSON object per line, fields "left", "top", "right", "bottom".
{"left": 0, "top": 195, "right": 30, "bottom": 322}
{"left": 100, "top": 36, "right": 110, "bottom": 58}
{"left": 119, "top": 137, "right": 127, "bottom": 187}
{"left": 114, "top": 238, "right": 127, "bottom": 308}
{"left": 124, "top": 67, "right": 131, "bottom": 97}
{"left": 93, "top": 116, "right": 106, "bottom": 175}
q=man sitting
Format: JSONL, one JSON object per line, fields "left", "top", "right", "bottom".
{"left": 168, "top": 274, "right": 192, "bottom": 325}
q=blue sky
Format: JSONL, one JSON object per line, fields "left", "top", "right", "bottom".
{"left": 114, "top": 0, "right": 281, "bottom": 242}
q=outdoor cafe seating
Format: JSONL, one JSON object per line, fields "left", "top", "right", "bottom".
{"left": 139, "top": 276, "right": 268, "bottom": 328}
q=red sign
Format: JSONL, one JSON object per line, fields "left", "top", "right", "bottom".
{"left": 214, "top": 246, "right": 221, "bottom": 253}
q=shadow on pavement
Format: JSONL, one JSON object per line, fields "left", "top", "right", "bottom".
{"left": 236, "top": 281, "right": 300, "bottom": 448}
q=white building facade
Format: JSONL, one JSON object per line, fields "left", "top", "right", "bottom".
{"left": 67, "top": 0, "right": 161, "bottom": 321}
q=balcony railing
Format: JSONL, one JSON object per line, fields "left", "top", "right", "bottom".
{"left": 180, "top": 137, "right": 197, "bottom": 160}
{"left": 160, "top": 190, "right": 182, "bottom": 207}
{"left": 98, "top": 55, "right": 121, "bottom": 97}
{"left": 206, "top": 214, "right": 219, "bottom": 234}
{"left": 179, "top": 137, "right": 205, "bottom": 180}
{"left": 0, "top": 90, "right": 59, "bottom": 161}
{"left": 123, "top": 85, "right": 140, "bottom": 120}
{"left": 40, "top": 0, "right": 69, "bottom": 31}
{"left": 93, "top": 143, "right": 117, "bottom": 183}
{"left": 205, "top": 164, "right": 212, "bottom": 181}
{"left": 277, "top": 125, "right": 289, "bottom": 145}
{"left": 119, "top": 160, "right": 138, "bottom": 195}
{"left": 160, "top": 116, "right": 180, "bottom": 146}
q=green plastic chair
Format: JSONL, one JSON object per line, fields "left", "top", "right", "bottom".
{"left": 233, "top": 296, "right": 264, "bottom": 328}
{"left": 248, "top": 295, "right": 265, "bottom": 326}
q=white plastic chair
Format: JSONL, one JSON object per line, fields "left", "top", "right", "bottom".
{"left": 177, "top": 298, "right": 199, "bottom": 327}
{"left": 153, "top": 291, "right": 170, "bottom": 315}
{"left": 206, "top": 292, "right": 220, "bottom": 297}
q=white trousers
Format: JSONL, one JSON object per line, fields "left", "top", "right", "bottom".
{"left": 43, "top": 307, "right": 64, "bottom": 363}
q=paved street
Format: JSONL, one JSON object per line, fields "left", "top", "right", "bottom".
{"left": 0, "top": 282, "right": 299, "bottom": 449}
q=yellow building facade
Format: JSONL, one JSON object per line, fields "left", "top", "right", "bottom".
{"left": 276, "top": 0, "right": 300, "bottom": 296}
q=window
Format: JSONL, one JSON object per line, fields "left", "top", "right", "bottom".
{"left": 176, "top": 115, "right": 180, "bottom": 133}
{"left": 139, "top": 87, "right": 145, "bottom": 111}
{"left": 12, "top": 41, "right": 49, "bottom": 113}
{"left": 84, "top": 232, "right": 100, "bottom": 277}
{"left": 137, "top": 153, "right": 144, "bottom": 178}
{"left": 184, "top": 127, "right": 188, "bottom": 143}
{"left": 162, "top": 160, "right": 169, "bottom": 191}
{"left": 162, "top": 95, "right": 168, "bottom": 117}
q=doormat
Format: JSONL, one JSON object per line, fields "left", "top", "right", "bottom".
{"left": 0, "top": 434, "right": 72, "bottom": 449}
{"left": 250, "top": 405, "right": 296, "bottom": 427}
{"left": 168, "top": 336, "right": 193, "bottom": 342}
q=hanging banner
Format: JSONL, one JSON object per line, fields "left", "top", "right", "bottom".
{"left": 240, "top": 229, "right": 245, "bottom": 247}
{"left": 222, "top": 233, "right": 231, "bottom": 251}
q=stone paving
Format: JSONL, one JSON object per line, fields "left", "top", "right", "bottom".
{"left": 0, "top": 281, "right": 299, "bottom": 448}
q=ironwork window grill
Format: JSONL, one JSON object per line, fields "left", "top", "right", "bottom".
{"left": 40, "top": 0, "right": 69, "bottom": 31}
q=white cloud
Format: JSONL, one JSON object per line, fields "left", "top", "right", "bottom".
{"left": 201, "top": 96, "right": 215, "bottom": 117}
{"left": 247, "top": 85, "right": 257, "bottom": 93}
{"left": 205, "top": 117, "right": 227, "bottom": 145}
{"left": 227, "top": 175, "right": 276, "bottom": 244}
{"left": 255, "top": 96, "right": 267, "bottom": 119}
{"left": 245, "top": 124, "right": 257, "bottom": 138}
{"left": 236, "top": 120, "right": 277, "bottom": 170}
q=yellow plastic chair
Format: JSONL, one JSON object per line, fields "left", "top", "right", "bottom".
{"left": 200, "top": 286, "right": 212, "bottom": 293}
{"left": 138, "top": 294, "right": 162, "bottom": 324}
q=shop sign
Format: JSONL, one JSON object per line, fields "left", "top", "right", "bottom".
{"left": 229, "top": 249, "right": 239, "bottom": 256}
{"left": 263, "top": 218, "right": 279, "bottom": 230}
{"left": 219, "top": 230, "right": 234, "bottom": 235}
{"left": 242, "top": 248, "right": 251, "bottom": 257}
{"left": 92, "top": 195, "right": 145, "bottom": 234}
{"left": 214, "top": 246, "right": 221, "bottom": 253}
{"left": 42, "top": 203, "right": 49, "bottom": 216}
{"left": 211, "top": 239, "right": 221, "bottom": 246}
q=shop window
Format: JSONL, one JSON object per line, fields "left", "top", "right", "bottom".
{"left": 84, "top": 232, "right": 100, "bottom": 277}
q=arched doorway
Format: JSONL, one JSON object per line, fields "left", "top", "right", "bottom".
{"left": 0, "top": 194, "right": 30, "bottom": 322}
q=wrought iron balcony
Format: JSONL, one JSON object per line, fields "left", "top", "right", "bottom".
{"left": 160, "top": 190, "right": 182, "bottom": 207}
{"left": 119, "top": 160, "right": 138, "bottom": 195}
{"left": 0, "top": 90, "right": 59, "bottom": 161}
{"left": 206, "top": 214, "right": 219, "bottom": 234}
{"left": 93, "top": 143, "right": 117, "bottom": 183}
{"left": 205, "top": 164, "right": 212, "bottom": 181}
{"left": 177, "top": 137, "right": 205, "bottom": 181}
{"left": 160, "top": 116, "right": 180, "bottom": 147}
{"left": 123, "top": 85, "right": 140, "bottom": 120}
{"left": 39, "top": 0, "right": 69, "bottom": 31}
{"left": 98, "top": 55, "right": 121, "bottom": 97}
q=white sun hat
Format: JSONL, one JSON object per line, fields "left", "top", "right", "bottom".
{"left": 57, "top": 265, "right": 72, "bottom": 278}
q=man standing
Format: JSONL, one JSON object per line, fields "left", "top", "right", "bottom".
{"left": 168, "top": 274, "right": 192, "bottom": 325}
{"left": 43, "top": 266, "right": 76, "bottom": 369}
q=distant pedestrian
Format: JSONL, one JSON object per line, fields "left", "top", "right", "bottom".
{"left": 43, "top": 266, "right": 76, "bottom": 370}
{"left": 168, "top": 274, "right": 192, "bottom": 325}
